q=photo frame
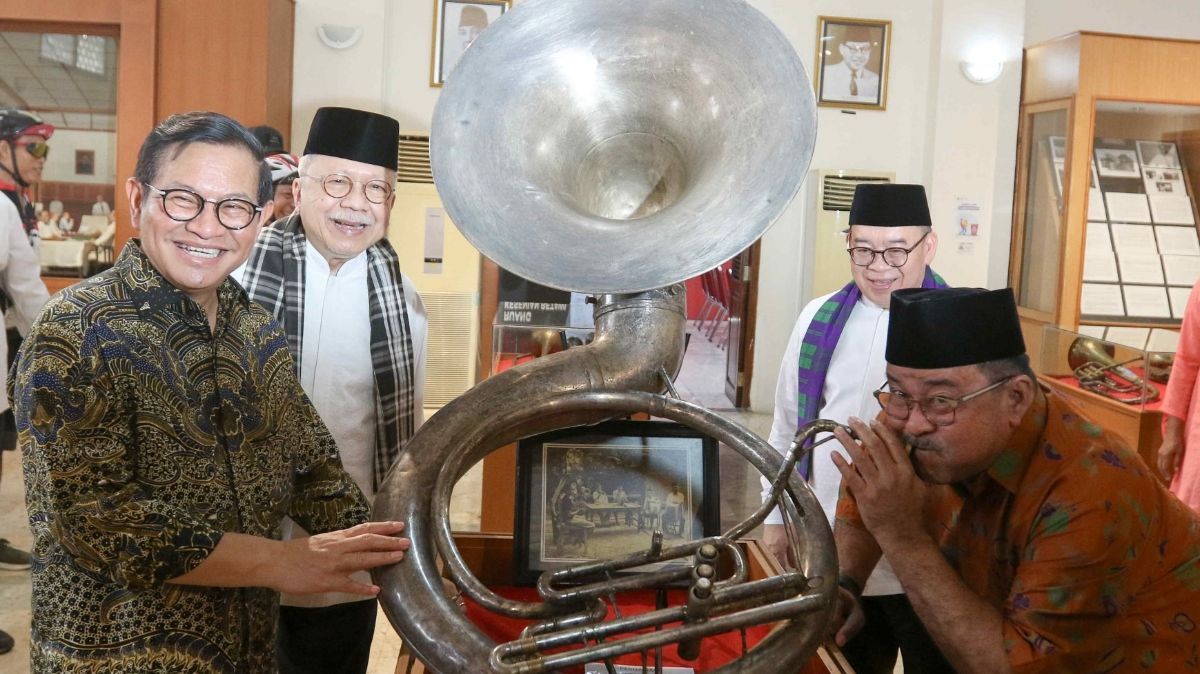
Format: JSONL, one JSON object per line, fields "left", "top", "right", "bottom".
{"left": 74, "top": 149, "right": 95, "bottom": 176}
{"left": 814, "top": 16, "right": 891, "bottom": 111}
{"left": 1095, "top": 148, "right": 1141, "bottom": 178}
{"left": 514, "top": 420, "right": 720, "bottom": 586}
{"left": 430, "top": 0, "right": 510, "bottom": 87}
{"left": 1137, "top": 140, "right": 1181, "bottom": 169}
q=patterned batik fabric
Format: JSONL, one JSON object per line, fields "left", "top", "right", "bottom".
{"left": 837, "top": 387, "right": 1200, "bottom": 671}
{"left": 793, "top": 266, "right": 946, "bottom": 478}
{"left": 238, "top": 213, "right": 416, "bottom": 491}
{"left": 13, "top": 240, "right": 370, "bottom": 674}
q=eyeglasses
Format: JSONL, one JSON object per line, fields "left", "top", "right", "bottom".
{"left": 302, "top": 173, "right": 393, "bottom": 204}
{"left": 847, "top": 231, "right": 930, "bottom": 268}
{"left": 873, "top": 376, "right": 1014, "bottom": 427}
{"left": 143, "top": 183, "right": 262, "bottom": 231}
{"left": 19, "top": 141, "right": 50, "bottom": 160}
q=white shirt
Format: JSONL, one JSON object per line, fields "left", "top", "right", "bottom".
{"left": 764, "top": 291, "right": 902, "bottom": 596}
{"left": 0, "top": 198, "right": 50, "bottom": 412}
{"left": 235, "top": 243, "right": 428, "bottom": 607}
{"left": 822, "top": 61, "right": 881, "bottom": 104}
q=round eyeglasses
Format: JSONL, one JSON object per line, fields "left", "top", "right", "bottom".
{"left": 302, "top": 173, "right": 393, "bottom": 204}
{"left": 873, "top": 376, "right": 1014, "bottom": 427}
{"left": 847, "top": 231, "right": 930, "bottom": 268}
{"left": 143, "top": 183, "right": 263, "bottom": 231}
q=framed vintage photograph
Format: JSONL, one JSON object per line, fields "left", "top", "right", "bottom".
{"left": 1137, "top": 140, "right": 1181, "bottom": 169}
{"left": 430, "top": 0, "right": 510, "bottom": 87}
{"left": 74, "top": 149, "right": 95, "bottom": 176}
{"left": 814, "top": 16, "right": 891, "bottom": 111}
{"left": 513, "top": 420, "right": 720, "bottom": 585}
{"left": 1095, "top": 148, "right": 1141, "bottom": 178}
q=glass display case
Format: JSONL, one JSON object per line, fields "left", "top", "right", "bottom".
{"left": 1010, "top": 32, "right": 1200, "bottom": 366}
{"left": 491, "top": 323, "right": 594, "bottom": 375}
{"left": 1038, "top": 325, "right": 1169, "bottom": 464}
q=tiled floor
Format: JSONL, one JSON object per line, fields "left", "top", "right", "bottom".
{"left": 0, "top": 319, "right": 777, "bottom": 673}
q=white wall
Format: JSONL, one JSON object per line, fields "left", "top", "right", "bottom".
{"left": 41, "top": 128, "right": 116, "bottom": 185}
{"left": 747, "top": 0, "right": 1027, "bottom": 411}
{"left": 298, "top": 1, "right": 1200, "bottom": 415}
{"left": 1025, "top": 1, "right": 1200, "bottom": 46}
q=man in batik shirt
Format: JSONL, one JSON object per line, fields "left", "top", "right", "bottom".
{"left": 831, "top": 287, "right": 1200, "bottom": 672}
{"left": 13, "top": 111, "right": 410, "bottom": 674}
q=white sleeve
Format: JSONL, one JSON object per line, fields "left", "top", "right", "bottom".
{"left": 0, "top": 199, "right": 50, "bottom": 335}
{"left": 761, "top": 294, "right": 829, "bottom": 525}
{"left": 402, "top": 275, "right": 428, "bottom": 431}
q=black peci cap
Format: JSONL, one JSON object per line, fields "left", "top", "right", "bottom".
{"left": 302, "top": 107, "right": 399, "bottom": 171}
{"left": 886, "top": 287, "right": 1025, "bottom": 369}
{"left": 849, "top": 183, "right": 932, "bottom": 228}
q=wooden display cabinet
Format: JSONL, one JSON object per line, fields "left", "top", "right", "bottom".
{"left": 1011, "top": 32, "right": 1200, "bottom": 460}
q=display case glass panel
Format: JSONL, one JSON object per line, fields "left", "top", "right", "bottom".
{"left": 1080, "top": 100, "right": 1200, "bottom": 334}
{"left": 1038, "top": 325, "right": 1170, "bottom": 412}
{"left": 1017, "top": 108, "right": 1069, "bottom": 314}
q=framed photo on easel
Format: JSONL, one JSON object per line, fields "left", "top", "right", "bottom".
{"left": 513, "top": 420, "right": 719, "bottom": 585}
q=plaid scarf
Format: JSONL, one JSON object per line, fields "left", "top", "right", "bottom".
{"left": 794, "top": 267, "right": 947, "bottom": 478}
{"left": 239, "top": 213, "right": 416, "bottom": 490}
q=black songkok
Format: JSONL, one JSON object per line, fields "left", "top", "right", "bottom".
{"left": 303, "top": 107, "right": 399, "bottom": 171}
{"left": 887, "top": 287, "right": 1026, "bottom": 369}
{"left": 849, "top": 183, "right": 932, "bottom": 228}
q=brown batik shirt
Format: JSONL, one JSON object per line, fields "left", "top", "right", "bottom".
{"left": 14, "top": 240, "right": 370, "bottom": 674}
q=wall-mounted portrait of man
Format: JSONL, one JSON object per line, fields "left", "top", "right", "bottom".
{"left": 430, "top": 0, "right": 510, "bottom": 87}
{"left": 815, "top": 16, "right": 891, "bottom": 110}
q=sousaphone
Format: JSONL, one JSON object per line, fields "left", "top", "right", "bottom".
{"left": 373, "top": 0, "right": 834, "bottom": 670}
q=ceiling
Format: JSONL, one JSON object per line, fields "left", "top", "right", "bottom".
{"left": 0, "top": 30, "right": 117, "bottom": 132}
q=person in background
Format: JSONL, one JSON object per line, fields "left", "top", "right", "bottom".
{"left": 0, "top": 108, "right": 53, "bottom": 656}
{"left": 54, "top": 210, "right": 74, "bottom": 234}
{"left": 14, "top": 110, "right": 408, "bottom": 673}
{"left": 92, "top": 193, "right": 111, "bottom": 216}
{"left": 238, "top": 106, "right": 427, "bottom": 674}
{"left": 265, "top": 153, "right": 300, "bottom": 221}
{"left": 1158, "top": 276, "right": 1200, "bottom": 513}
{"left": 763, "top": 183, "right": 948, "bottom": 673}
{"left": 832, "top": 287, "right": 1200, "bottom": 672}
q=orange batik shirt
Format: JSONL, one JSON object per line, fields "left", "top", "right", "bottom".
{"left": 837, "top": 387, "right": 1200, "bottom": 672}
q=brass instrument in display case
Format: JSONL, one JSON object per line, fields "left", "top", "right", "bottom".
{"left": 1067, "top": 336, "right": 1160, "bottom": 404}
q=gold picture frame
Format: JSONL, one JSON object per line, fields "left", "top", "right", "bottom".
{"left": 814, "top": 16, "right": 892, "bottom": 111}
{"left": 430, "top": 0, "right": 511, "bottom": 88}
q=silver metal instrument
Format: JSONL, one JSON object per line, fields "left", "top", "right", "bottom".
{"left": 372, "top": 0, "right": 824, "bottom": 670}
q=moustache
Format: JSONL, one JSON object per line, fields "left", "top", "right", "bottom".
{"left": 901, "top": 433, "right": 940, "bottom": 454}
{"left": 328, "top": 210, "right": 376, "bottom": 227}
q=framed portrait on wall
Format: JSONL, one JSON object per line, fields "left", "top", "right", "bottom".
{"left": 75, "top": 149, "right": 95, "bottom": 176}
{"left": 513, "top": 420, "right": 720, "bottom": 585}
{"left": 814, "top": 16, "right": 891, "bottom": 111}
{"left": 430, "top": 0, "right": 510, "bottom": 87}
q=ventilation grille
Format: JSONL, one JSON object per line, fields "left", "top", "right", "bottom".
{"left": 422, "top": 291, "right": 477, "bottom": 407}
{"left": 398, "top": 134, "right": 433, "bottom": 184}
{"left": 820, "top": 174, "right": 892, "bottom": 211}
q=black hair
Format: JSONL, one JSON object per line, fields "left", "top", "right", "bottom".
{"left": 133, "top": 111, "right": 272, "bottom": 205}
{"left": 976, "top": 354, "right": 1036, "bottom": 384}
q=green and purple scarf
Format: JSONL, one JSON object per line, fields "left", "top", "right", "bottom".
{"left": 795, "top": 267, "right": 947, "bottom": 478}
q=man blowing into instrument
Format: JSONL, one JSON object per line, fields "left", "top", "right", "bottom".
{"left": 763, "top": 183, "right": 951, "bottom": 673}
{"left": 830, "top": 287, "right": 1200, "bottom": 672}
{"left": 238, "top": 106, "right": 427, "bottom": 674}
{"left": 13, "top": 111, "right": 410, "bottom": 673}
